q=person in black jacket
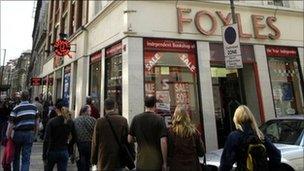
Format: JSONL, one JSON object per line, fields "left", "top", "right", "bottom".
{"left": 220, "top": 105, "right": 281, "bottom": 171}
{"left": 43, "top": 99, "right": 76, "bottom": 171}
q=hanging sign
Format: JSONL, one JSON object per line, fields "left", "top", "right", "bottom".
{"left": 31, "top": 78, "right": 42, "bottom": 86}
{"left": 54, "top": 39, "right": 71, "bottom": 58}
{"left": 222, "top": 24, "right": 243, "bottom": 69}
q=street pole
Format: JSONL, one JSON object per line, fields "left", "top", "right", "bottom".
{"left": 0, "top": 49, "right": 6, "bottom": 85}
{"left": 229, "top": 0, "right": 246, "bottom": 104}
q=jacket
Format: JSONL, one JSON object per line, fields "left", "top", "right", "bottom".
{"left": 220, "top": 124, "right": 281, "bottom": 171}
{"left": 91, "top": 112, "right": 129, "bottom": 170}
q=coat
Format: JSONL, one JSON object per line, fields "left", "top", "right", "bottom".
{"left": 91, "top": 112, "right": 129, "bottom": 170}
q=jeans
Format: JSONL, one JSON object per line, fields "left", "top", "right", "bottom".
{"left": 45, "top": 149, "right": 69, "bottom": 171}
{"left": 77, "top": 141, "right": 91, "bottom": 171}
{"left": 13, "top": 131, "right": 34, "bottom": 171}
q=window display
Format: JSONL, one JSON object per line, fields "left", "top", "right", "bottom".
{"left": 266, "top": 46, "right": 304, "bottom": 116}
{"left": 105, "top": 42, "right": 122, "bottom": 114}
{"left": 89, "top": 51, "right": 102, "bottom": 111}
{"left": 144, "top": 39, "right": 200, "bottom": 127}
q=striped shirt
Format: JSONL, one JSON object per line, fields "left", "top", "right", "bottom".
{"left": 10, "top": 101, "right": 38, "bottom": 131}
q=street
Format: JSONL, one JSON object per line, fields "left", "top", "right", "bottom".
{"left": 0, "top": 141, "right": 77, "bottom": 171}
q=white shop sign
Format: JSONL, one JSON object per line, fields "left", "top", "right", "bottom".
{"left": 222, "top": 24, "right": 243, "bottom": 69}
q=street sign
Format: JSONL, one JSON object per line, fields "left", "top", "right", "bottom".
{"left": 222, "top": 24, "right": 243, "bottom": 69}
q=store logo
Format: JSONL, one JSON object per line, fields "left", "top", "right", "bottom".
{"left": 54, "top": 39, "right": 71, "bottom": 58}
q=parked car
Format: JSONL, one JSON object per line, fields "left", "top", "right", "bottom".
{"left": 201, "top": 115, "right": 304, "bottom": 171}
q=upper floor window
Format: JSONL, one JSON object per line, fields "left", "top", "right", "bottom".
{"left": 267, "top": 0, "right": 289, "bottom": 7}
{"left": 95, "top": 0, "right": 103, "bottom": 15}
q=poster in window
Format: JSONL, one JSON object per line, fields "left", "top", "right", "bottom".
{"left": 63, "top": 72, "right": 71, "bottom": 106}
{"left": 282, "top": 83, "right": 293, "bottom": 101}
{"left": 156, "top": 91, "right": 170, "bottom": 112}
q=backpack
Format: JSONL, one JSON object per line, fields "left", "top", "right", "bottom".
{"left": 238, "top": 133, "right": 269, "bottom": 171}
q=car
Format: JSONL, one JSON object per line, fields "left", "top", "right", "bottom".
{"left": 201, "top": 115, "right": 304, "bottom": 171}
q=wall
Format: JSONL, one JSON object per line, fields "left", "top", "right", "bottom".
{"left": 127, "top": 1, "right": 303, "bottom": 47}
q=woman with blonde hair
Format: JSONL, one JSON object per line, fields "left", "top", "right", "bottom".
{"left": 168, "top": 105, "right": 205, "bottom": 171}
{"left": 220, "top": 105, "right": 281, "bottom": 171}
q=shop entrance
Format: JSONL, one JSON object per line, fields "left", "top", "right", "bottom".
{"left": 212, "top": 67, "right": 244, "bottom": 148}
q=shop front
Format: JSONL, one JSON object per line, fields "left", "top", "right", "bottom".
{"left": 266, "top": 46, "right": 304, "bottom": 116}
{"left": 209, "top": 43, "right": 263, "bottom": 147}
{"left": 143, "top": 38, "right": 202, "bottom": 129}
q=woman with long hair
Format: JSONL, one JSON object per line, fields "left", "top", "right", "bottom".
{"left": 43, "top": 99, "right": 76, "bottom": 171}
{"left": 220, "top": 105, "right": 281, "bottom": 171}
{"left": 168, "top": 106, "right": 205, "bottom": 171}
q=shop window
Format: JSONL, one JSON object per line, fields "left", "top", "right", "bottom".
{"left": 89, "top": 57, "right": 101, "bottom": 111}
{"left": 105, "top": 54, "right": 122, "bottom": 114}
{"left": 268, "top": 58, "right": 304, "bottom": 116}
{"left": 76, "top": 0, "right": 83, "bottom": 30}
{"left": 144, "top": 39, "right": 200, "bottom": 127}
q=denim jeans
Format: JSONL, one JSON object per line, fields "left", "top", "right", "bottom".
{"left": 13, "top": 130, "right": 34, "bottom": 171}
{"left": 77, "top": 141, "right": 91, "bottom": 171}
{"left": 45, "top": 149, "right": 69, "bottom": 171}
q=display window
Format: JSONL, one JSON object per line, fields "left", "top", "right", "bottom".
{"left": 89, "top": 51, "right": 102, "bottom": 111}
{"left": 63, "top": 65, "right": 71, "bottom": 106}
{"left": 105, "top": 42, "right": 122, "bottom": 114}
{"left": 144, "top": 38, "right": 200, "bottom": 127}
{"left": 266, "top": 46, "right": 304, "bottom": 116}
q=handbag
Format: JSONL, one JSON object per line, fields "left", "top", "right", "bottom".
{"left": 105, "top": 116, "right": 135, "bottom": 170}
{"left": 2, "top": 138, "right": 15, "bottom": 167}
{"left": 201, "top": 154, "right": 217, "bottom": 171}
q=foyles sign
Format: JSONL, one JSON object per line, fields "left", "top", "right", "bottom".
{"left": 177, "top": 8, "right": 281, "bottom": 40}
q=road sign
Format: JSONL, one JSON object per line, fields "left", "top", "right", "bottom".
{"left": 222, "top": 24, "right": 243, "bottom": 69}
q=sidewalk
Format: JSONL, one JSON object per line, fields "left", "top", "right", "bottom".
{"left": 1, "top": 141, "right": 77, "bottom": 171}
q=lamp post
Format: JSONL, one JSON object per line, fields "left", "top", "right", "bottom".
{"left": 0, "top": 49, "right": 6, "bottom": 85}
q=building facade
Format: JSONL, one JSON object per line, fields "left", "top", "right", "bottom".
{"left": 39, "top": 0, "right": 304, "bottom": 151}
{"left": 29, "top": 0, "right": 49, "bottom": 99}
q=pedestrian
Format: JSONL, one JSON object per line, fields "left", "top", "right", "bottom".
{"left": 86, "top": 96, "right": 100, "bottom": 119}
{"left": 91, "top": 98, "right": 130, "bottom": 170}
{"left": 43, "top": 99, "right": 76, "bottom": 171}
{"left": 6, "top": 91, "right": 39, "bottom": 171}
{"left": 220, "top": 105, "right": 281, "bottom": 171}
{"left": 73, "top": 105, "right": 96, "bottom": 171}
{"left": 167, "top": 106, "right": 205, "bottom": 171}
{"left": 33, "top": 97, "right": 43, "bottom": 141}
{"left": 128, "top": 96, "right": 168, "bottom": 171}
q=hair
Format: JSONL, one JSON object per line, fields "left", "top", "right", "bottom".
{"left": 21, "top": 91, "right": 29, "bottom": 101}
{"left": 61, "top": 107, "right": 71, "bottom": 124}
{"left": 55, "top": 99, "right": 64, "bottom": 110}
{"left": 104, "top": 98, "right": 115, "bottom": 110}
{"left": 86, "top": 96, "right": 92, "bottom": 105}
{"left": 144, "top": 96, "right": 156, "bottom": 108}
{"left": 79, "top": 105, "right": 90, "bottom": 116}
{"left": 171, "top": 106, "right": 196, "bottom": 138}
{"left": 233, "top": 105, "right": 264, "bottom": 140}
{"left": 34, "top": 97, "right": 39, "bottom": 102}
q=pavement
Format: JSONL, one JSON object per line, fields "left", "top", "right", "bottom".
{"left": 1, "top": 141, "right": 78, "bottom": 171}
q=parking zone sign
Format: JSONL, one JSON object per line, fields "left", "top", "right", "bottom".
{"left": 222, "top": 24, "right": 243, "bottom": 69}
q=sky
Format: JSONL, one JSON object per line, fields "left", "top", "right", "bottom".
{"left": 0, "top": 1, "right": 35, "bottom": 66}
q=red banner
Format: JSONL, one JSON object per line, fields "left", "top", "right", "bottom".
{"left": 266, "top": 46, "right": 298, "bottom": 58}
{"left": 106, "top": 42, "right": 122, "bottom": 57}
{"left": 90, "top": 50, "right": 102, "bottom": 64}
{"left": 31, "top": 78, "right": 42, "bottom": 86}
{"left": 144, "top": 38, "right": 196, "bottom": 53}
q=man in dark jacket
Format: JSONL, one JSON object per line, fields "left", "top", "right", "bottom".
{"left": 91, "top": 98, "right": 129, "bottom": 170}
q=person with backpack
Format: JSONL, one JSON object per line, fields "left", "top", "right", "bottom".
{"left": 168, "top": 106, "right": 205, "bottom": 171}
{"left": 220, "top": 105, "right": 281, "bottom": 171}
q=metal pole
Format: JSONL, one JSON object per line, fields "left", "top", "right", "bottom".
{"left": 229, "top": 0, "right": 246, "bottom": 104}
{"left": 230, "top": 0, "right": 237, "bottom": 24}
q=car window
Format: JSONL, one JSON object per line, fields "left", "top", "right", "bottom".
{"left": 261, "top": 120, "right": 304, "bottom": 145}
